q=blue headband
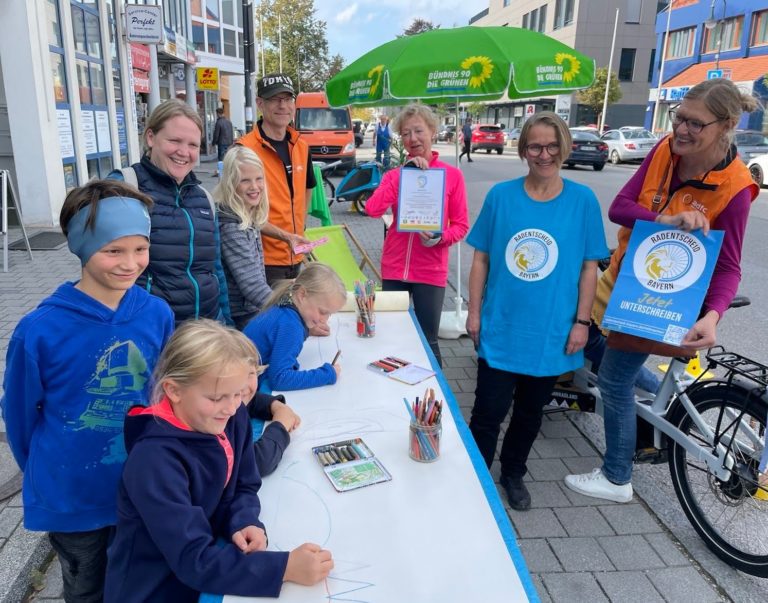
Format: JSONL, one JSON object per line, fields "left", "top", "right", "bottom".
{"left": 66, "top": 196, "right": 151, "bottom": 266}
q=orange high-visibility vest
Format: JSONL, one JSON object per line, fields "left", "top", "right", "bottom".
{"left": 238, "top": 124, "right": 310, "bottom": 266}
{"left": 609, "top": 134, "right": 757, "bottom": 278}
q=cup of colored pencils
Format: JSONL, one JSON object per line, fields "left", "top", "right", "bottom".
{"left": 406, "top": 388, "right": 442, "bottom": 463}
{"left": 354, "top": 279, "right": 376, "bottom": 338}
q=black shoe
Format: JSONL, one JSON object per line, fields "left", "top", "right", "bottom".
{"left": 467, "top": 158, "right": 474, "bottom": 162}
{"left": 500, "top": 475, "right": 531, "bottom": 511}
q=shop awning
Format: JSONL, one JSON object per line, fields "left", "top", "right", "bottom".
{"left": 664, "top": 56, "right": 768, "bottom": 88}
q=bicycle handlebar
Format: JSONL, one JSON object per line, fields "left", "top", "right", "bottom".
{"left": 316, "top": 160, "right": 343, "bottom": 172}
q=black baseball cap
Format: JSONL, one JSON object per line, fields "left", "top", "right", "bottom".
{"left": 257, "top": 73, "right": 295, "bottom": 99}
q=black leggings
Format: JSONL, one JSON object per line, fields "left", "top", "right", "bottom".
{"left": 382, "top": 280, "right": 445, "bottom": 367}
{"left": 469, "top": 358, "right": 558, "bottom": 478}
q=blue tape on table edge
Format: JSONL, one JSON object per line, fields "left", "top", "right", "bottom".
{"left": 201, "top": 309, "right": 539, "bottom": 603}
{"left": 407, "top": 308, "right": 539, "bottom": 603}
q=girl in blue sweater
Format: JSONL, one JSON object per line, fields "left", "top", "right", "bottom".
{"left": 105, "top": 320, "right": 333, "bottom": 602}
{"left": 244, "top": 263, "right": 347, "bottom": 391}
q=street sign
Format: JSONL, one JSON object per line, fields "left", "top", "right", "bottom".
{"left": 707, "top": 69, "right": 723, "bottom": 80}
{"left": 125, "top": 5, "right": 163, "bottom": 44}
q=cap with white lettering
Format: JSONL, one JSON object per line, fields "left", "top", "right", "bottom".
{"left": 257, "top": 73, "right": 295, "bottom": 99}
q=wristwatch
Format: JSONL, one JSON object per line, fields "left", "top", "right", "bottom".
{"left": 575, "top": 318, "right": 591, "bottom": 327}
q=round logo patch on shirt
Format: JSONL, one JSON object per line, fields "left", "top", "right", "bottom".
{"left": 506, "top": 229, "right": 559, "bottom": 281}
{"left": 632, "top": 229, "right": 706, "bottom": 293}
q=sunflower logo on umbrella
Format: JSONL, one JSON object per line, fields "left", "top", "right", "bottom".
{"left": 555, "top": 53, "right": 581, "bottom": 83}
{"left": 461, "top": 56, "right": 494, "bottom": 88}
{"left": 368, "top": 64, "right": 384, "bottom": 96}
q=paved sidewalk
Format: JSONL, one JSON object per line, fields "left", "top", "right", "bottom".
{"left": 0, "top": 158, "right": 738, "bottom": 602}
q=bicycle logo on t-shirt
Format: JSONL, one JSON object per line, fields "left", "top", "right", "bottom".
{"left": 505, "top": 228, "right": 559, "bottom": 281}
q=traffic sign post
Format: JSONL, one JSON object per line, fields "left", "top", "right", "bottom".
{"left": 707, "top": 69, "right": 723, "bottom": 80}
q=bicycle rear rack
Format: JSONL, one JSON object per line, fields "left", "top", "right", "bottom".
{"left": 705, "top": 346, "right": 768, "bottom": 390}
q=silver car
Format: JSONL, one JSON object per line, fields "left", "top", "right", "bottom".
{"left": 601, "top": 127, "right": 656, "bottom": 164}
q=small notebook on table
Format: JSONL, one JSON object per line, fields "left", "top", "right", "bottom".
{"left": 312, "top": 438, "right": 392, "bottom": 492}
{"left": 367, "top": 356, "right": 435, "bottom": 385}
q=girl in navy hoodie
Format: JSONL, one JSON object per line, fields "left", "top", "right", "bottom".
{"left": 105, "top": 320, "right": 333, "bottom": 602}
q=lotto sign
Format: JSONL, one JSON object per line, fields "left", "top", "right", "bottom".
{"left": 196, "top": 67, "right": 219, "bottom": 91}
{"left": 602, "top": 221, "right": 723, "bottom": 345}
{"left": 524, "top": 104, "right": 536, "bottom": 119}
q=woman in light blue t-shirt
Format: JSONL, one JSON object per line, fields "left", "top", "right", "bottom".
{"left": 465, "top": 111, "right": 609, "bottom": 512}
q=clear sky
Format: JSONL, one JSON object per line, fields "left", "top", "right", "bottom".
{"left": 314, "top": 0, "right": 480, "bottom": 65}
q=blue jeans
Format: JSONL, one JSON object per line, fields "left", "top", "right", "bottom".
{"left": 585, "top": 324, "right": 660, "bottom": 393}
{"left": 375, "top": 146, "right": 390, "bottom": 167}
{"left": 49, "top": 527, "right": 113, "bottom": 602}
{"left": 217, "top": 143, "right": 230, "bottom": 161}
{"left": 598, "top": 347, "right": 650, "bottom": 484}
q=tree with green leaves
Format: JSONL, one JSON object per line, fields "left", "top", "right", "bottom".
{"left": 256, "top": 0, "right": 344, "bottom": 92}
{"left": 465, "top": 101, "right": 486, "bottom": 121}
{"left": 400, "top": 18, "right": 439, "bottom": 37}
{"left": 577, "top": 66, "right": 622, "bottom": 128}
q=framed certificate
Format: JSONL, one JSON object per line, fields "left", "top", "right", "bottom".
{"left": 396, "top": 167, "right": 446, "bottom": 233}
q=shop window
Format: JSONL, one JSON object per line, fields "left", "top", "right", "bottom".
{"left": 238, "top": 31, "right": 244, "bottom": 58}
{"left": 76, "top": 59, "right": 92, "bottom": 105}
{"left": 46, "top": 0, "right": 62, "bottom": 47}
{"left": 71, "top": 6, "right": 87, "bottom": 54}
{"left": 207, "top": 23, "right": 221, "bottom": 54}
{"left": 223, "top": 29, "right": 237, "bottom": 57}
{"left": 51, "top": 52, "right": 68, "bottom": 103}
{"left": 63, "top": 163, "right": 78, "bottom": 191}
{"left": 191, "top": 0, "right": 202, "bottom": 18}
{"left": 752, "top": 10, "right": 768, "bottom": 46}
{"left": 206, "top": 0, "right": 219, "bottom": 20}
{"left": 222, "top": 0, "right": 235, "bottom": 25}
{"left": 89, "top": 63, "right": 107, "bottom": 105}
{"left": 85, "top": 11, "right": 101, "bottom": 58}
{"left": 702, "top": 16, "right": 743, "bottom": 53}
{"left": 193, "top": 21, "right": 205, "bottom": 52}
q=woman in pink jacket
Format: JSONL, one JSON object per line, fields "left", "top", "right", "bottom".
{"left": 365, "top": 104, "right": 469, "bottom": 366}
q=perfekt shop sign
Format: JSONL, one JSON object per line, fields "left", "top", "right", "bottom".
{"left": 125, "top": 5, "right": 162, "bottom": 44}
{"left": 196, "top": 67, "right": 219, "bottom": 91}
{"left": 602, "top": 220, "right": 723, "bottom": 346}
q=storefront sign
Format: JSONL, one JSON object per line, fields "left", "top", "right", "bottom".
{"left": 524, "top": 104, "right": 536, "bottom": 120}
{"left": 130, "top": 43, "right": 151, "bottom": 71}
{"left": 196, "top": 67, "right": 220, "bottom": 91}
{"left": 125, "top": 5, "right": 162, "bottom": 44}
{"left": 133, "top": 68, "right": 150, "bottom": 93}
{"left": 555, "top": 95, "right": 571, "bottom": 122}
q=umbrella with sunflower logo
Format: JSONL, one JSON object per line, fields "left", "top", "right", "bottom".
{"left": 325, "top": 26, "right": 595, "bottom": 106}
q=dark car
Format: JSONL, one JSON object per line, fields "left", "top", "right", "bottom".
{"left": 566, "top": 129, "right": 608, "bottom": 171}
{"left": 352, "top": 119, "right": 365, "bottom": 148}
{"left": 438, "top": 125, "right": 456, "bottom": 142}
{"left": 734, "top": 130, "right": 768, "bottom": 163}
{"left": 470, "top": 124, "right": 505, "bottom": 154}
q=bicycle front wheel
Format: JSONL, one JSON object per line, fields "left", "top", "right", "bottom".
{"left": 668, "top": 384, "right": 768, "bottom": 577}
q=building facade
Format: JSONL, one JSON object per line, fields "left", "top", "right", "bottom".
{"left": 470, "top": 0, "right": 660, "bottom": 128}
{"left": 647, "top": 0, "right": 768, "bottom": 133}
{"left": 0, "top": 0, "right": 246, "bottom": 227}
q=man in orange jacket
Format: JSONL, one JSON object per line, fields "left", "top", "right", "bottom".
{"left": 238, "top": 73, "right": 316, "bottom": 285}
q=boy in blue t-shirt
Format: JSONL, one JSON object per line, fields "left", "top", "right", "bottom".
{"left": 1, "top": 180, "right": 175, "bottom": 601}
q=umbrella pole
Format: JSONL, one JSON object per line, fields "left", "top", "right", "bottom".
{"left": 439, "top": 98, "right": 468, "bottom": 340}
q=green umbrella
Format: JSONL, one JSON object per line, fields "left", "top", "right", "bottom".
{"left": 326, "top": 26, "right": 595, "bottom": 106}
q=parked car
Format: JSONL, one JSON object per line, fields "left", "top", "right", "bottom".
{"left": 504, "top": 127, "right": 522, "bottom": 144}
{"left": 747, "top": 153, "right": 768, "bottom": 187}
{"left": 601, "top": 127, "right": 656, "bottom": 164}
{"left": 566, "top": 129, "right": 608, "bottom": 171}
{"left": 438, "top": 124, "right": 456, "bottom": 142}
{"left": 734, "top": 130, "right": 768, "bottom": 163}
{"left": 469, "top": 124, "right": 505, "bottom": 154}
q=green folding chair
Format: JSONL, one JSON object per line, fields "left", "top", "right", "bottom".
{"left": 304, "top": 224, "right": 381, "bottom": 290}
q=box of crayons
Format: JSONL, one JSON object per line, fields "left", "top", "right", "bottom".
{"left": 312, "top": 438, "right": 392, "bottom": 492}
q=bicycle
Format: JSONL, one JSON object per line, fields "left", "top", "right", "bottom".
{"left": 554, "top": 296, "right": 768, "bottom": 577}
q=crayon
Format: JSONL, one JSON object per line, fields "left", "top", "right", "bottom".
{"left": 351, "top": 443, "right": 367, "bottom": 459}
{"left": 332, "top": 349, "right": 342, "bottom": 365}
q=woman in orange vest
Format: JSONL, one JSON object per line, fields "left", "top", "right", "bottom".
{"left": 565, "top": 78, "right": 759, "bottom": 503}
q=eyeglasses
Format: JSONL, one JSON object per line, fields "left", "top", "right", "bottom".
{"left": 263, "top": 95, "right": 295, "bottom": 105}
{"left": 525, "top": 143, "right": 560, "bottom": 156}
{"left": 668, "top": 108, "right": 721, "bottom": 134}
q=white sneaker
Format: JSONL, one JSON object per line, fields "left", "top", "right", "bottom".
{"left": 564, "top": 468, "right": 633, "bottom": 503}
